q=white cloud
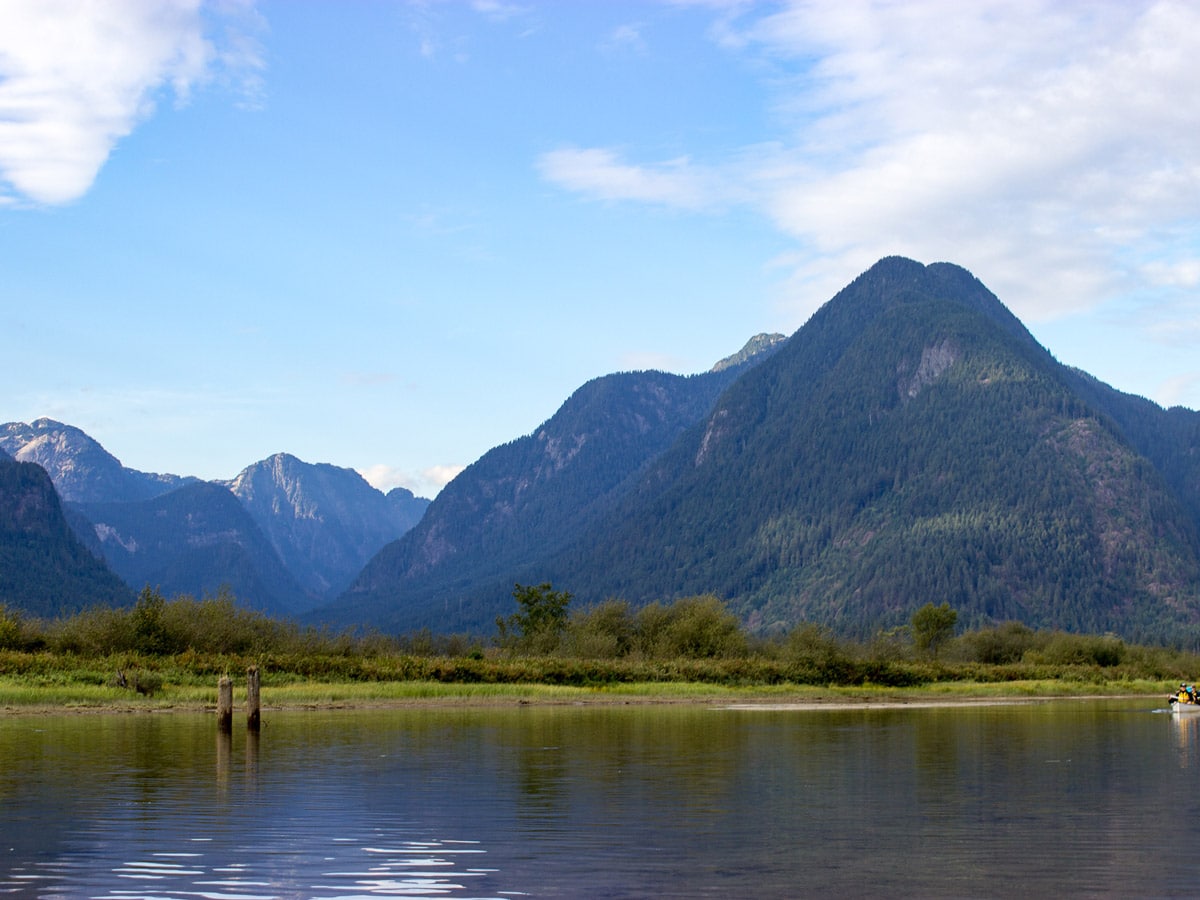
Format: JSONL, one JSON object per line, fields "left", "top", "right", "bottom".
{"left": 540, "top": 0, "right": 1200, "bottom": 331}
{"left": 360, "top": 462, "right": 465, "bottom": 499}
{"left": 0, "top": 0, "right": 263, "bottom": 205}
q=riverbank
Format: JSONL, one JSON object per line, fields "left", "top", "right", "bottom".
{"left": 0, "top": 676, "right": 1172, "bottom": 716}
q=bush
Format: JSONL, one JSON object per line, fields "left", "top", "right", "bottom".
{"left": 784, "top": 623, "right": 855, "bottom": 683}
{"left": 564, "top": 600, "right": 635, "bottom": 658}
{"left": 643, "top": 595, "right": 747, "bottom": 660}
{"left": 1029, "top": 632, "right": 1126, "bottom": 667}
{"left": 47, "top": 605, "right": 132, "bottom": 654}
{"left": 0, "top": 604, "right": 22, "bottom": 650}
{"left": 956, "top": 621, "right": 1037, "bottom": 664}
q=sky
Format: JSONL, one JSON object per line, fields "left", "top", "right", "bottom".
{"left": 2, "top": 0, "right": 1198, "bottom": 499}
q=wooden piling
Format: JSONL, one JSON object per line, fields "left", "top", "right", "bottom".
{"left": 246, "top": 665, "right": 261, "bottom": 732}
{"left": 217, "top": 675, "right": 233, "bottom": 734}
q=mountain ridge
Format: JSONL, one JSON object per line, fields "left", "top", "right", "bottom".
{"left": 333, "top": 257, "right": 1200, "bottom": 642}
{"left": 5, "top": 262, "right": 1200, "bottom": 642}
{"left": 335, "top": 338, "right": 786, "bottom": 626}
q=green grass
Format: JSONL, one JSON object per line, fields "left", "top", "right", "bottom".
{"left": 0, "top": 672, "right": 1175, "bottom": 714}
{"left": 0, "top": 642, "right": 1187, "bottom": 713}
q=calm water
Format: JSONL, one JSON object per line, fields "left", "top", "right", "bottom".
{"left": 1, "top": 698, "right": 1197, "bottom": 898}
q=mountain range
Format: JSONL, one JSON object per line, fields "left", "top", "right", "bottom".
{"left": 5, "top": 257, "right": 1200, "bottom": 643}
{"left": 0, "top": 420, "right": 429, "bottom": 615}
{"left": 332, "top": 258, "right": 1200, "bottom": 642}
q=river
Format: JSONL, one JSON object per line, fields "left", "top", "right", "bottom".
{"left": 1, "top": 698, "right": 1195, "bottom": 898}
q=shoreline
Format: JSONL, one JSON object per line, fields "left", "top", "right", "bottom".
{"left": 1, "top": 688, "right": 1164, "bottom": 717}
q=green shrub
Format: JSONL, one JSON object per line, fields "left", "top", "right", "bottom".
{"left": 645, "top": 595, "right": 747, "bottom": 660}
{"left": 0, "top": 605, "right": 22, "bottom": 650}
{"left": 564, "top": 600, "right": 635, "bottom": 658}
{"left": 956, "top": 621, "right": 1037, "bottom": 664}
{"left": 1026, "top": 632, "right": 1126, "bottom": 667}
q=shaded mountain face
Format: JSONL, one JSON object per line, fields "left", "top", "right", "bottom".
{"left": 225, "top": 453, "right": 430, "bottom": 599}
{"left": 0, "top": 423, "right": 430, "bottom": 616}
{"left": 334, "top": 258, "right": 1200, "bottom": 642}
{"left": 74, "top": 482, "right": 307, "bottom": 616}
{"left": 330, "top": 337, "right": 789, "bottom": 630}
{"left": 0, "top": 458, "right": 133, "bottom": 616}
{"left": 1, "top": 419, "right": 194, "bottom": 503}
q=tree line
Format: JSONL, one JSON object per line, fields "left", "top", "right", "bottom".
{"left": 3, "top": 585, "right": 1196, "bottom": 689}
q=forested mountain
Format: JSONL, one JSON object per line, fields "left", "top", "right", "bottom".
{"left": 333, "top": 337, "right": 785, "bottom": 628}
{"left": 0, "top": 419, "right": 195, "bottom": 503}
{"left": 0, "top": 458, "right": 133, "bottom": 616}
{"left": 73, "top": 482, "right": 307, "bottom": 616}
{"left": 226, "top": 453, "right": 429, "bottom": 597}
{"left": 333, "top": 258, "right": 1200, "bottom": 642}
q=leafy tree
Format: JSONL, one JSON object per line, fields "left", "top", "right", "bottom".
{"left": 911, "top": 602, "right": 957, "bottom": 658}
{"left": 131, "top": 586, "right": 176, "bottom": 655}
{"left": 496, "top": 582, "right": 573, "bottom": 653}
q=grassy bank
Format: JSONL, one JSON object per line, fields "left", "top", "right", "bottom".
{"left": 2, "top": 593, "right": 1196, "bottom": 713}
{"left": 0, "top": 648, "right": 1178, "bottom": 714}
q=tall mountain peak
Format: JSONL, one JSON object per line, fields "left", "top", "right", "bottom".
{"left": 333, "top": 257, "right": 1200, "bottom": 642}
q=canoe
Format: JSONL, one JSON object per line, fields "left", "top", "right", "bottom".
{"left": 1168, "top": 694, "right": 1200, "bottom": 713}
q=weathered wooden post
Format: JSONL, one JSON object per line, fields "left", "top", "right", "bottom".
{"left": 217, "top": 675, "right": 233, "bottom": 734}
{"left": 246, "top": 665, "right": 261, "bottom": 732}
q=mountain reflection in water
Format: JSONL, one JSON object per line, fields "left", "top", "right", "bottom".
{"left": 2, "top": 699, "right": 1198, "bottom": 898}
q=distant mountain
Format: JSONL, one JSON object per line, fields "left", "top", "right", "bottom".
{"left": 0, "top": 419, "right": 195, "bottom": 503}
{"left": 332, "top": 259, "right": 1200, "bottom": 643}
{"left": 332, "top": 335, "right": 788, "bottom": 629}
{"left": 74, "top": 482, "right": 307, "bottom": 616}
{"left": 226, "top": 453, "right": 429, "bottom": 598}
{"left": 0, "top": 458, "right": 133, "bottom": 616}
{"left": 0, "top": 421, "right": 430, "bottom": 615}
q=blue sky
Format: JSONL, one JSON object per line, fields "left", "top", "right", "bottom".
{"left": 3, "top": 1, "right": 1198, "bottom": 498}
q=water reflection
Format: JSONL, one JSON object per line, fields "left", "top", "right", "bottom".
{"left": 3, "top": 700, "right": 1200, "bottom": 898}
{"left": 1171, "top": 711, "right": 1200, "bottom": 766}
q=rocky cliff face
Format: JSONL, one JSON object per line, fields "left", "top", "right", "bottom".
{"left": 226, "top": 453, "right": 429, "bottom": 597}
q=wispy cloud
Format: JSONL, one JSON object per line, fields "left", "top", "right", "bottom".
{"left": 538, "top": 147, "right": 729, "bottom": 212}
{"left": 0, "top": 0, "right": 264, "bottom": 205}
{"left": 602, "top": 23, "right": 649, "bottom": 55}
{"left": 539, "top": 0, "right": 1200, "bottom": 331}
{"left": 470, "top": 1, "right": 530, "bottom": 23}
